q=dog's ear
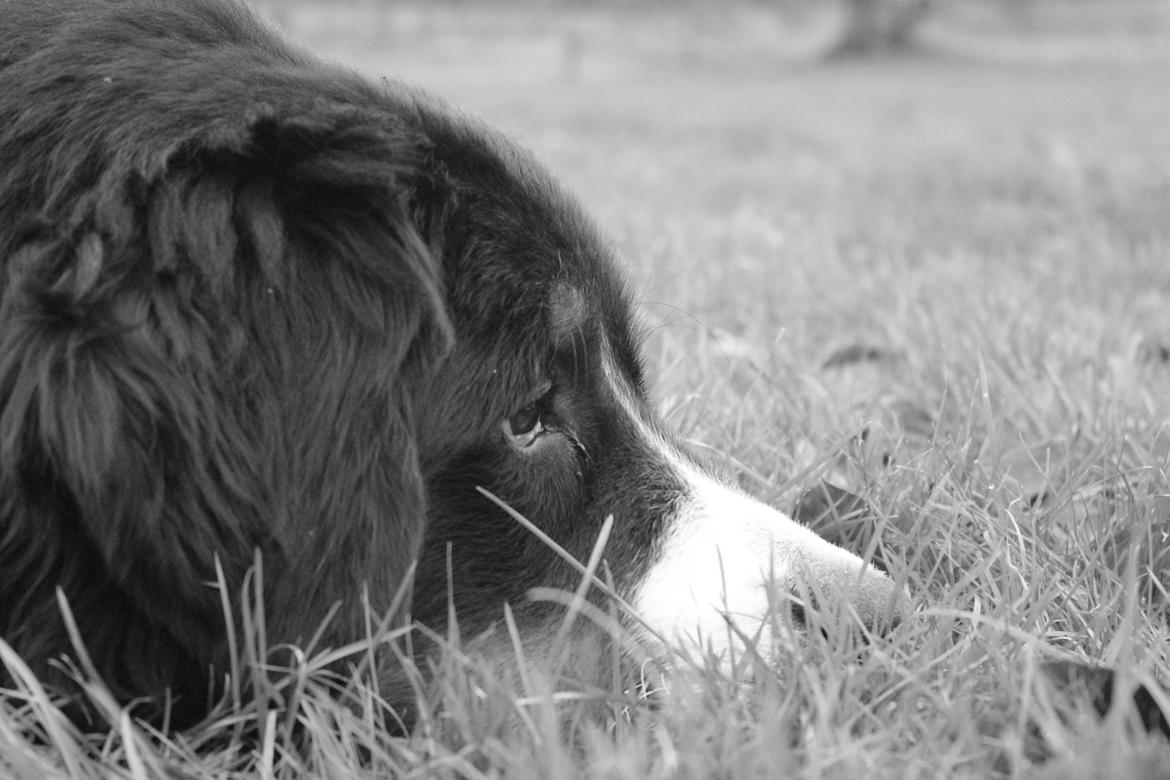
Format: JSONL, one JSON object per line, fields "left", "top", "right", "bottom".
{"left": 0, "top": 98, "right": 452, "bottom": 705}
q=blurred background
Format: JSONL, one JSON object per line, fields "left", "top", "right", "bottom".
{"left": 248, "top": 0, "right": 1170, "bottom": 238}
{"left": 255, "top": 0, "right": 1170, "bottom": 76}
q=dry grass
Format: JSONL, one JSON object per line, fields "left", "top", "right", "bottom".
{"left": 4, "top": 3, "right": 1170, "bottom": 777}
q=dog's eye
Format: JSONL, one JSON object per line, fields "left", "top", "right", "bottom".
{"left": 506, "top": 403, "right": 543, "bottom": 441}
{"left": 503, "top": 383, "right": 553, "bottom": 449}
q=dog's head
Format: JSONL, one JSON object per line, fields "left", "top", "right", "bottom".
{"left": 406, "top": 108, "right": 909, "bottom": 672}
{"left": 0, "top": 0, "right": 907, "bottom": 722}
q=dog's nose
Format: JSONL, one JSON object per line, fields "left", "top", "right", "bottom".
{"left": 785, "top": 561, "right": 910, "bottom": 641}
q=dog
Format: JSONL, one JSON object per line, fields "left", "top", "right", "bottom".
{"left": 0, "top": 0, "right": 907, "bottom": 727}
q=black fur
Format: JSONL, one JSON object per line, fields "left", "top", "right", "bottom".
{"left": 0, "top": 0, "right": 681, "bottom": 726}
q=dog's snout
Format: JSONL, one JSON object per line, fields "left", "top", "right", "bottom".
{"left": 785, "top": 558, "right": 909, "bottom": 644}
{"left": 631, "top": 470, "right": 909, "bottom": 660}
{"left": 828, "top": 562, "right": 909, "bottom": 637}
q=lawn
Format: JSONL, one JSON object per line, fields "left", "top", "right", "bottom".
{"left": 4, "top": 3, "right": 1170, "bottom": 778}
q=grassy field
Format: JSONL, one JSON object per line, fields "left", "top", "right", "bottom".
{"left": 5, "top": 3, "right": 1170, "bottom": 778}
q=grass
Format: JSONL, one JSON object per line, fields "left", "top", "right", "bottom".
{"left": 5, "top": 3, "right": 1170, "bottom": 778}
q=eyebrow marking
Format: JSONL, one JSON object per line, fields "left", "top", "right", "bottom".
{"left": 548, "top": 283, "right": 587, "bottom": 351}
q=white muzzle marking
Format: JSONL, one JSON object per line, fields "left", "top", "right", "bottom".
{"left": 601, "top": 344, "right": 908, "bottom": 663}
{"left": 631, "top": 468, "right": 909, "bottom": 662}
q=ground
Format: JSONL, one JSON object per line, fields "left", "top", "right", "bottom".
{"left": 3, "top": 2, "right": 1170, "bottom": 777}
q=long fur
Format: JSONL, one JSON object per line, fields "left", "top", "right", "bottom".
{"left": 0, "top": 0, "right": 452, "bottom": 724}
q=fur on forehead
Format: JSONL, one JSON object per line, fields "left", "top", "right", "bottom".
{"left": 549, "top": 283, "right": 588, "bottom": 350}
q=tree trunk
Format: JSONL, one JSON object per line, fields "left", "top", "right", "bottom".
{"left": 774, "top": 0, "right": 933, "bottom": 60}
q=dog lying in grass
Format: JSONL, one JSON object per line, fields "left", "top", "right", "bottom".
{"left": 0, "top": 0, "right": 908, "bottom": 727}
{"left": 1, "top": 0, "right": 1163, "bottom": 748}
